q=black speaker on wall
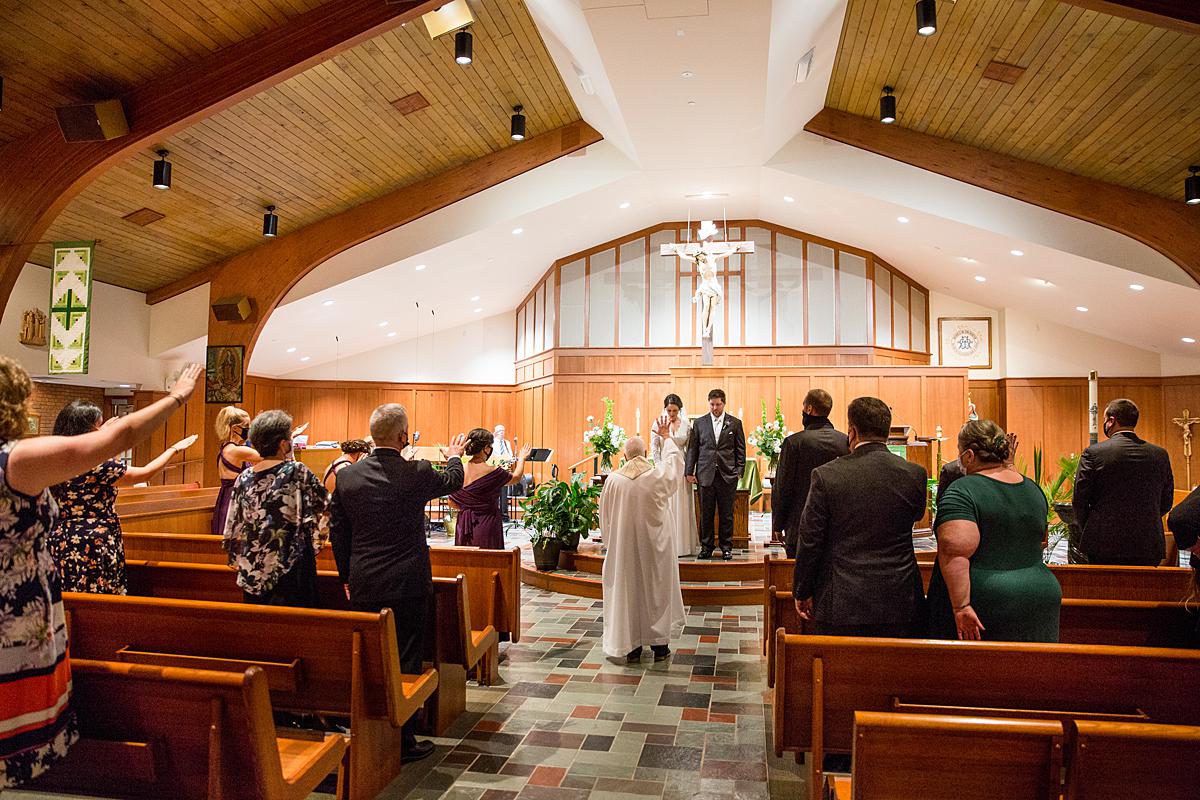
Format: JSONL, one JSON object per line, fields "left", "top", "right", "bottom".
{"left": 211, "top": 295, "right": 253, "bottom": 323}
{"left": 54, "top": 99, "right": 130, "bottom": 142}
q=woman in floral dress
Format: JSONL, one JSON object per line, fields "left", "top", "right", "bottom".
{"left": 223, "top": 409, "right": 329, "bottom": 607}
{"left": 1, "top": 359, "right": 200, "bottom": 788}
{"left": 48, "top": 400, "right": 198, "bottom": 594}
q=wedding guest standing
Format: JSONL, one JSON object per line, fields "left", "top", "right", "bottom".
{"left": 212, "top": 406, "right": 261, "bottom": 535}
{"left": 48, "top": 400, "right": 198, "bottom": 594}
{"left": 323, "top": 438, "right": 371, "bottom": 493}
{"left": 652, "top": 394, "right": 699, "bottom": 557}
{"left": 685, "top": 388, "right": 745, "bottom": 560}
{"left": 772, "top": 389, "right": 849, "bottom": 558}
{"left": 1, "top": 359, "right": 200, "bottom": 788}
{"left": 450, "top": 428, "right": 530, "bottom": 549}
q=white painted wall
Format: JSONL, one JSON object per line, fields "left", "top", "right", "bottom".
{"left": 149, "top": 283, "right": 210, "bottom": 358}
{"left": 274, "top": 311, "right": 516, "bottom": 385}
{"left": 1002, "top": 308, "right": 1163, "bottom": 378}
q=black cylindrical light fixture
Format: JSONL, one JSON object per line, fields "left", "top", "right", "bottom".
{"left": 1187, "top": 166, "right": 1200, "bottom": 205}
{"left": 262, "top": 205, "right": 279, "bottom": 237}
{"left": 455, "top": 28, "right": 473, "bottom": 65}
{"left": 880, "top": 86, "right": 897, "bottom": 124}
{"left": 510, "top": 105, "right": 526, "bottom": 141}
{"left": 916, "top": 0, "right": 937, "bottom": 36}
{"left": 152, "top": 149, "right": 172, "bottom": 190}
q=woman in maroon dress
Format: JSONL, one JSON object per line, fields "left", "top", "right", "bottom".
{"left": 450, "top": 428, "right": 530, "bottom": 549}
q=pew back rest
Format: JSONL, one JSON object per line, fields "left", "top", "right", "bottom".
{"left": 773, "top": 633, "right": 1200, "bottom": 757}
{"left": 65, "top": 592, "right": 402, "bottom": 722}
{"left": 1067, "top": 721, "right": 1200, "bottom": 800}
{"left": 430, "top": 545, "right": 521, "bottom": 642}
{"left": 852, "top": 711, "right": 1064, "bottom": 800}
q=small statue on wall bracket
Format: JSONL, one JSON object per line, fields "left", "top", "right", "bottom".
{"left": 18, "top": 308, "right": 47, "bottom": 347}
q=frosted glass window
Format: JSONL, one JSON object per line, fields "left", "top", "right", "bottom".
{"left": 649, "top": 231, "right": 676, "bottom": 346}
{"left": 839, "top": 252, "right": 869, "bottom": 345}
{"left": 560, "top": 259, "right": 585, "bottom": 347}
{"left": 727, "top": 275, "right": 742, "bottom": 346}
{"left": 543, "top": 271, "right": 555, "bottom": 350}
{"left": 893, "top": 276, "right": 911, "bottom": 350}
{"left": 874, "top": 266, "right": 892, "bottom": 348}
{"left": 618, "top": 241, "right": 646, "bottom": 347}
{"left": 516, "top": 305, "right": 526, "bottom": 359}
{"left": 678, "top": 276, "right": 695, "bottom": 347}
{"left": 526, "top": 299, "right": 536, "bottom": 356}
{"left": 911, "top": 288, "right": 927, "bottom": 353}
{"left": 807, "top": 243, "right": 836, "bottom": 345}
{"left": 776, "top": 234, "right": 804, "bottom": 345}
{"left": 534, "top": 283, "right": 545, "bottom": 354}
{"left": 744, "top": 227, "right": 773, "bottom": 345}
{"left": 589, "top": 250, "right": 616, "bottom": 347}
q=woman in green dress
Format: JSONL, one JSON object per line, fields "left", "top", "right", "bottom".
{"left": 927, "top": 420, "right": 1062, "bottom": 642}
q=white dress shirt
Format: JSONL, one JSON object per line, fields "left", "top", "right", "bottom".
{"left": 711, "top": 412, "right": 725, "bottom": 440}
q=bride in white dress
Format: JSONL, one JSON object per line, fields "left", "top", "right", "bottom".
{"left": 651, "top": 394, "right": 700, "bottom": 557}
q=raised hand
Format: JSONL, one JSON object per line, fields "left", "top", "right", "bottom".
{"left": 653, "top": 413, "right": 671, "bottom": 439}
{"left": 172, "top": 363, "right": 203, "bottom": 402}
{"left": 442, "top": 433, "right": 467, "bottom": 460}
{"left": 519, "top": 443, "right": 533, "bottom": 460}
{"left": 291, "top": 422, "right": 310, "bottom": 438}
{"left": 171, "top": 434, "right": 199, "bottom": 452}
{"left": 1004, "top": 432, "right": 1019, "bottom": 468}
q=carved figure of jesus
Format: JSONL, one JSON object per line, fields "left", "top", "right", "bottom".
{"left": 680, "top": 245, "right": 736, "bottom": 338}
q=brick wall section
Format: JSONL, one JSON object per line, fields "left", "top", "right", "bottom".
{"left": 27, "top": 382, "right": 110, "bottom": 436}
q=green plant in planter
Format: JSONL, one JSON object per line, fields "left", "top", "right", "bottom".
{"left": 1021, "top": 446, "right": 1080, "bottom": 563}
{"left": 521, "top": 475, "right": 602, "bottom": 552}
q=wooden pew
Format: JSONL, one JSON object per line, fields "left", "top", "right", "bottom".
{"left": 119, "top": 494, "right": 217, "bottom": 534}
{"left": 31, "top": 659, "right": 346, "bottom": 800}
{"left": 117, "top": 481, "right": 202, "bottom": 498}
{"left": 433, "top": 574, "right": 499, "bottom": 687}
{"left": 844, "top": 711, "right": 1064, "bottom": 800}
{"left": 773, "top": 633, "right": 1200, "bottom": 792}
{"left": 1066, "top": 720, "right": 1200, "bottom": 800}
{"left": 64, "top": 593, "right": 438, "bottom": 800}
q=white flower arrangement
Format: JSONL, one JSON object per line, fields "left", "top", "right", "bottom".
{"left": 748, "top": 397, "right": 788, "bottom": 470}
{"left": 584, "top": 397, "right": 627, "bottom": 470}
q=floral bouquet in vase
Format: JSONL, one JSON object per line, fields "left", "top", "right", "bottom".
{"left": 748, "top": 397, "right": 788, "bottom": 475}
{"left": 583, "top": 397, "right": 627, "bottom": 473}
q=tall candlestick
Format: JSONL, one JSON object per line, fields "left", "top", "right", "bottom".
{"left": 636, "top": 407, "right": 641, "bottom": 436}
{"left": 1088, "top": 370, "right": 1099, "bottom": 445}
{"left": 738, "top": 407, "right": 743, "bottom": 421}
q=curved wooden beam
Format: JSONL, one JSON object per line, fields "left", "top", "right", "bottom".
{"left": 1058, "top": 0, "right": 1200, "bottom": 35}
{"left": 804, "top": 107, "right": 1200, "bottom": 287}
{"left": 0, "top": 0, "right": 441, "bottom": 314}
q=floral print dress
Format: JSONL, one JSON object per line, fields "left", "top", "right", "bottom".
{"left": 1, "top": 441, "right": 78, "bottom": 787}
{"left": 48, "top": 460, "right": 129, "bottom": 595}
{"left": 222, "top": 460, "right": 328, "bottom": 607}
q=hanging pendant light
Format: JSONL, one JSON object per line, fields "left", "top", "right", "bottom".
{"left": 1187, "top": 166, "right": 1200, "bottom": 205}
{"left": 152, "top": 149, "right": 172, "bottom": 190}
{"left": 880, "top": 86, "right": 897, "bottom": 124}
{"left": 510, "top": 105, "right": 526, "bottom": 141}
{"left": 916, "top": 0, "right": 937, "bottom": 36}
{"left": 262, "top": 205, "right": 279, "bottom": 237}
{"left": 455, "top": 28, "right": 473, "bottom": 65}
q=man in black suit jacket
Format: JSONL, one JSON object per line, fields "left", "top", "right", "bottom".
{"left": 772, "top": 389, "right": 849, "bottom": 558}
{"left": 1073, "top": 398, "right": 1174, "bottom": 566}
{"left": 685, "top": 388, "right": 746, "bottom": 560}
{"left": 792, "top": 396, "right": 927, "bottom": 637}
{"left": 330, "top": 404, "right": 465, "bottom": 762}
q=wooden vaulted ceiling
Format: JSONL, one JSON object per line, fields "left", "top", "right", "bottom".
{"left": 7, "top": 0, "right": 579, "bottom": 293}
{"left": 826, "top": 0, "right": 1200, "bottom": 203}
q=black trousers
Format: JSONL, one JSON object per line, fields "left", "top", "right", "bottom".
{"left": 698, "top": 478, "right": 736, "bottom": 552}
{"left": 812, "top": 620, "right": 915, "bottom": 638}
{"left": 353, "top": 594, "right": 428, "bottom": 741}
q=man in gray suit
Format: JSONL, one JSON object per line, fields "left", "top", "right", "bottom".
{"left": 792, "top": 396, "right": 927, "bottom": 637}
{"left": 685, "top": 388, "right": 746, "bottom": 560}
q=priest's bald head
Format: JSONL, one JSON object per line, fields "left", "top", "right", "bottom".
{"left": 625, "top": 436, "right": 647, "bottom": 460}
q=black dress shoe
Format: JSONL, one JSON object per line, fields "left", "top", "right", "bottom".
{"left": 698, "top": 548, "right": 714, "bottom": 559}
{"left": 722, "top": 549, "right": 733, "bottom": 561}
{"left": 401, "top": 739, "right": 436, "bottom": 764}
{"left": 651, "top": 645, "right": 671, "bottom": 661}
{"left": 626, "top": 647, "right": 644, "bottom": 663}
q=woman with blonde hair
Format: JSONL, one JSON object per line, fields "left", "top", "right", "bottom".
{"left": 0, "top": 358, "right": 200, "bottom": 787}
{"left": 212, "top": 406, "right": 261, "bottom": 536}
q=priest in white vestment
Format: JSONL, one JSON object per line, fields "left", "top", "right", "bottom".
{"left": 600, "top": 417, "right": 687, "bottom": 662}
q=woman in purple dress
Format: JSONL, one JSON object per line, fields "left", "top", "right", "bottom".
{"left": 212, "top": 406, "right": 261, "bottom": 536}
{"left": 450, "top": 428, "right": 530, "bottom": 549}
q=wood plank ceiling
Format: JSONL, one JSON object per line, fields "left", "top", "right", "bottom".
{"left": 7, "top": 0, "right": 579, "bottom": 292}
{"left": 825, "top": 0, "right": 1200, "bottom": 203}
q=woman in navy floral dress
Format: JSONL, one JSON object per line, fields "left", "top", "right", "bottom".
{"left": 223, "top": 409, "right": 328, "bottom": 607}
{"left": 1, "top": 359, "right": 200, "bottom": 788}
{"left": 47, "top": 400, "right": 198, "bottom": 594}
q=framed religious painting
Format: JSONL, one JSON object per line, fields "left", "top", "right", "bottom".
{"left": 938, "top": 317, "right": 992, "bottom": 370}
{"left": 25, "top": 413, "right": 40, "bottom": 437}
{"left": 205, "top": 345, "right": 244, "bottom": 404}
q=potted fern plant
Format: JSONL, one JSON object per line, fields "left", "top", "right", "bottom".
{"left": 521, "top": 476, "right": 602, "bottom": 571}
{"left": 1026, "top": 447, "right": 1081, "bottom": 563}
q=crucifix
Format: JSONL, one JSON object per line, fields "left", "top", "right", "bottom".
{"left": 660, "top": 222, "right": 754, "bottom": 365}
{"left": 1173, "top": 408, "right": 1200, "bottom": 489}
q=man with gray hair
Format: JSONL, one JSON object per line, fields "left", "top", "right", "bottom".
{"left": 330, "top": 403, "right": 465, "bottom": 763}
{"left": 600, "top": 415, "right": 686, "bottom": 662}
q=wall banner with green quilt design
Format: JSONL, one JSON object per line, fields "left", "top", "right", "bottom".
{"left": 49, "top": 241, "right": 94, "bottom": 375}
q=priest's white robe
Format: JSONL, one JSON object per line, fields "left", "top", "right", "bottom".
{"left": 600, "top": 438, "right": 686, "bottom": 657}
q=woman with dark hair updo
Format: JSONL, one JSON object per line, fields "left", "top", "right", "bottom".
{"left": 323, "top": 438, "right": 372, "bottom": 494}
{"left": 927, "top": 419, "right": 1062, "bottom": 642}
{"left": 449, "top": 427, "right": 530, "bottom": 548}
{"left": 48, "top": 400, "right": 199, "bottom": 594}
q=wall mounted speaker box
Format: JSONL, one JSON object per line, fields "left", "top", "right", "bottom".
{"left": 54, "top": 99, "right": 129, "bottom": 142}
{"left": 211, "top": 295, "right": 252, "bottom": 322}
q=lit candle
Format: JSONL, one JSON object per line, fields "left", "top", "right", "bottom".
{"left": 636, "top": 407, "right": 641, "bottom": 436}
{"left": 738, "top": 407, "right": 743, "bottom": 420}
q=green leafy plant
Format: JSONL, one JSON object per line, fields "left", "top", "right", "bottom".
{"left": 1020, "top": 446, "right": 1080, "bottom": 562}
{"left": 747, "top": 397, "right": 788, "bottom": 472}
{"left": 583, "top": 397, "right": 627, "bottom": 472}
{"left": 520, "top": 475, "right": 602, "bottom": 549}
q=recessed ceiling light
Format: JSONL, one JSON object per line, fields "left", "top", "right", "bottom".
{"left": 783, "top": 196, "right": 795, "bottom": 203}
{"left": 1129, "top": 283, "right": 1145, "bottom": 291}
{"left": 974, "top": 275, "right": 986, "bottom": 282}
{"left": 896, "top": 216, "right": 909, "bottom": 223}
{"left": 1182, "top": 337, "right": 1197, "bottom": 344}
{"left": 322, "top": 299, "right": 335, "bottom": 307}
{"left": 286, "top": 347, "right": 297, "bottom": 353}
{"left": 619, "top": 201, "right": 631, "bottom": 209}
{"left": 684, "top": 191, "right": 726, "bottom": 199}
{"left": 512, "top": 227, "right": 523, "bottom": 235}
{"left": 681, "top": 70, "right": 694, "bottom": 78}
{"left": 470, "top": 295, "right": 480, "bottom": 301}
{"left": 119, "top": 384, "right": 132, "bottom": 388}
{"left": 1010, "top": 249, "right": 1024, "bottom": 256}
{"left": 378, "top": 321, "right": 388, "bottom": 327}
{"left": 473, "top": 307, "right": 483, "bottom": 313}
{"left": 415, "top": 264, "right": 426, "bottom": 271}
{"left": 1034, "top": 278, "right": 1053, "bottom": 286}
{"left": 1076, "top": 306, "right": 1089, "bottom": 313}
{"left": 300, "top": 356, "right": 311, "bottom": 362}
{"left": 958, "top": 257, "right": 977, "bottom": 264}
{"left": 687, "top": 100, "right": 697, "bottom": 107}
{"left": 676, "top": 28, "right": 685, "bottom": 37}
{"left": 388, "top": 331, "right": 397, "bottom": 338}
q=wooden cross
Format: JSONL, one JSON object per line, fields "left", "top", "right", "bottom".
{"left": 1173, "top": 408, "right": 1200, "bottom": 489}
{"left": 660, "top": 229, "right": 754, "bottom": 365}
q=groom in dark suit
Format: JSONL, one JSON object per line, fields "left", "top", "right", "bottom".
{"left": 685, "top": 388, "right": 746, "bottom": 560}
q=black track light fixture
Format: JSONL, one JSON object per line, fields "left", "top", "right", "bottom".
{"left": 262, "top": 205, "right": 279, "bottom": 238}
{"left": 1187, "top": 166, "right": 1200, "bottom": 206}
{"left": 152, "top": 149, "right": 172, "bottom": 190}
{"left": 455, "top": 28, "right": 473, "bottom": 65}
{"left": 510, "top": 105, "right": 526, "bottom": 141}
{"left": 916, "top": 0, "right": 937, "bottom": 36}
{"left": 880, "top": 86, "right": 897, "bottom": 124}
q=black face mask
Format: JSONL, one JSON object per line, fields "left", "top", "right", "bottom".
{"left": 802, "top": 412, "right": 823, "bottom": 429}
